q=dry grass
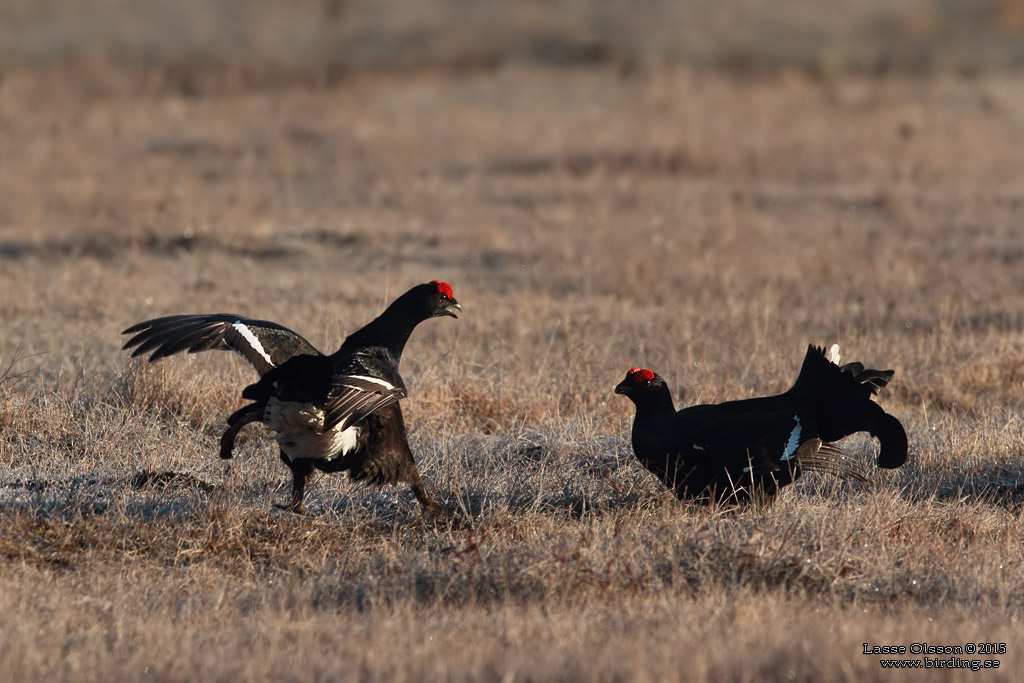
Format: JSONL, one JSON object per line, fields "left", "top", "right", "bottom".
{"left": 1, "top": 55, "right": 1023, "bottom": 681}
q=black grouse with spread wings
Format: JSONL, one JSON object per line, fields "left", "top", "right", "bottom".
{"left": 122, "top": 281, "right": 460, "bottom": 515}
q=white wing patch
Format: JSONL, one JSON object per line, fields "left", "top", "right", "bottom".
{"left": 826, "top": 343, "right": 841, "bottom": 365}
{"left": 780, "top": 415, "right": 802, "bottom": 461}
{"left": 231, "top": 322, "right": 275, "bottom": 368}
{"left": 265, "top": 398, "right": 360, "bottom": 461}
{"left": 692, "top": 444, "right": 706, "bottom": 452}
{"left": 339, "top": 375, "right": 397, "bottom": 392}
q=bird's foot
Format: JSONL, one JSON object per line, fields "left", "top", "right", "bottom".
{"left": 273, "top": 499, "right": 305, "bottom": 515}
{"left": 421, "top": 499, "right": 452, "bottom": 521}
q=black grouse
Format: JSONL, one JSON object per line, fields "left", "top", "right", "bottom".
{"left": 122, "top": 281, "right": 461, "bottom": 515}
{"left": 615, "top": 344, "right": 908, "bottom": 504}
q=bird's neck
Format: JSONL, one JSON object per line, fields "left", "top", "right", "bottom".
{"left": 631, "top": 387, "right": 676, "bottom": 421}
{"left": 337, "top": 297, "right": 424, "bottom": 361}
{"left": 629, "top": 389, "right": 678, "bottom": 468}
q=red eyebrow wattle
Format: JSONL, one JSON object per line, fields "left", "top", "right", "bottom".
{"left": 629, "top": 368, "right": 655, "bottom": 382}
{"left": 431, "top": 280, "right": 454, "bottom": 299}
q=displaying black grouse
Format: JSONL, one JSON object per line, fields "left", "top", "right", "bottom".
{"left": 122, "top": 281, "right": 461, "bottom": 515}
{"left": 615, "top": 344, "right": 908, "bottom": 504}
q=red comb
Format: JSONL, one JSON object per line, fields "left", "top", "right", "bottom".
{"left": 431, "top": 280, "right": 454, "bottom": 298}
{"left": 629, "top": 367, "right": 655, "bottom": 382}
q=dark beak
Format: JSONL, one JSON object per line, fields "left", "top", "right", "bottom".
{"left": 614, "top": 380, "right": 629, "bottom": 395}
{"left": 440, "top": 299, "right": 462, "bottom": 319}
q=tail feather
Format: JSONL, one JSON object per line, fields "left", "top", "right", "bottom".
{"left": 793, "top": 346, "right": 894, "bottom": 398}
{"left": 790, "top": 345, "right": 847, "bottom": 399}
{"left": 840, "top": 363, "right": 894, "bottom": 394}
{"left": 825, "top": 343, "right": 841, "bottom": 364}
{"left": 840, "top": 361, "right": 863, "bottom": 376}
{"left": 220, "top": 403, "right": 264, "bottom": 459}
{"left": 870, "top": 411, "right": 908, "bottom": 469}
{"left": 792, "top": 345, "right": 907, "bottom": 470}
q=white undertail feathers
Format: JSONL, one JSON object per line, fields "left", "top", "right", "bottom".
{"left": 825, "top": 343, "right": 841, "bottom": 365}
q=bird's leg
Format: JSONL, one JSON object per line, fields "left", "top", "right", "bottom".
{"left": 408, "top": 471, "right": 448, "bottom": 519}
{"left": 275, "top": 451, "right": 313, "bottom": 515}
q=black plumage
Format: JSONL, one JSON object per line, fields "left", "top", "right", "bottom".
{"left": 615, "top": 345, "right": 908, "bottom": 505}
{"left": 122, "top": 314, "right": 318, "bottom": 375}
{"left": 122, "top": 281, "right": 461, "bottom": 515}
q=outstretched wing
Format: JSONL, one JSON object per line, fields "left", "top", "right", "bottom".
{"left": 122, "top": 314, "right": 322, "bottom": 375}
{"left": 792, "top": 440, "right": 869, "bottom": 483}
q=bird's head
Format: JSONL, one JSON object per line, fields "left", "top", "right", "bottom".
{"left": 398, "top": 280, "right": 461, "bottom": 320}
{"left": 428, "top": 280, "right": 462, "bottom": 319}
{"left": 615, "top": 367, "right": 657, "bottom": 395}
{"left": 615, "top": 367, "right": 674, "bottom": 411}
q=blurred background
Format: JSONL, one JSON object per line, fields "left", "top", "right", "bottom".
{"left": 1, "top": 0, "right": 1022, "bottom": 392}
{"left": 3, "top": 0, "right": 1024, "bottom": 74}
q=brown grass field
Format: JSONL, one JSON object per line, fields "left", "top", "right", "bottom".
{"left": 1, "top": 13, "right": 1024, "bottom": 680}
